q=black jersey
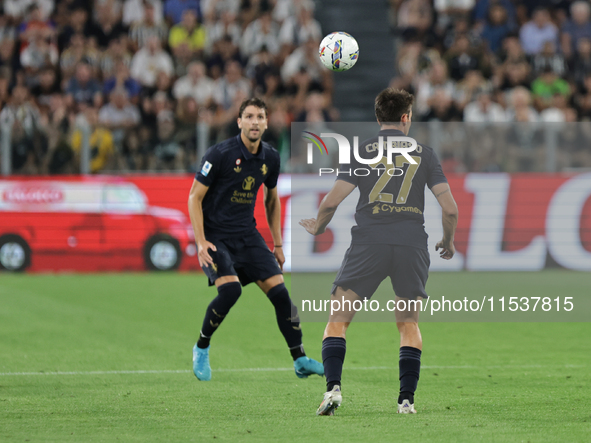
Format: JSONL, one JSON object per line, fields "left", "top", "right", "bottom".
{"left": 195, "top": 135, "right": 280, "bottom": 238}
{"left": 337, "top": 128, "right": 447, "bottom": 249}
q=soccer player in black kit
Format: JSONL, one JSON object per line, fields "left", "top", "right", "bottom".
{"left": 188, "top": 98, "right": 324, "bottom": 381}
{"left": 300, "top": 88, "right": 458, "bottom": 415}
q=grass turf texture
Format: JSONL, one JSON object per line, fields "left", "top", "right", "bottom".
{"left": 0, "top": 271, "right": 590, "bottom": 442}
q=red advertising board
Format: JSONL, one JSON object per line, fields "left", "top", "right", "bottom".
{"left": 1, "top": 173, "right": 590, "bottom": 272}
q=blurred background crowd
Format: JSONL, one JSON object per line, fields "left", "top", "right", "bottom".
{"left": 0, "top": 0, "right": 331, "bottom": 174}
{"left": 0, "top": 0, "right": 590, "bottom": 174}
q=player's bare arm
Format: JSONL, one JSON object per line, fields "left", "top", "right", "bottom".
{"left": 299, "top": 180, "right": 356, "bottom": 235}
{"left": 188, "top": 179, "right": 217, "bottom": 267}
{"left": 263, "top": 185, "right": 285, "bottom": 270}
{"left": 431, "top": 182, "right": 458, "bottom": 260}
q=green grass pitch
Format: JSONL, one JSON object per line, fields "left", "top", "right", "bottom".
{"left": 1, "top": 271, "right": 590, "bottom": 442}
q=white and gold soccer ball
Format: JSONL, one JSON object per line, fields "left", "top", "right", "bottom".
{"left": 318, "top": 32, "right": 359, "bottom": 72}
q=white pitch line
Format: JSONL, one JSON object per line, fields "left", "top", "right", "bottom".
{"left": 0, "top": 364, "right": 584, "bottom": 377}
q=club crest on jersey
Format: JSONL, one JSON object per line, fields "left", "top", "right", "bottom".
{"left": 234, "top": 166, "right": 242, "bottom": 173}
{"left": 243, "top": 176, "right": 255, "bottom": 190}
{"left": 201, "top": 161, "right": 212, "bottom": 176}
{"left": 261, "top": 164, "right": 268, "bottom": 175}
{"left": 236, "top": 159, "right": 241, "bottom": 165}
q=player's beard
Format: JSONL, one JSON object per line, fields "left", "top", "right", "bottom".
{"left": 246, "top": 128, "right": 262, "bottom": 142}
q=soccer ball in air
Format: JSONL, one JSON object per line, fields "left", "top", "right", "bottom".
{"left": 318, "top": 32, "right": 359, "bottom": 72}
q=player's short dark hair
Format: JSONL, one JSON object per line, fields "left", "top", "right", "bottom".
{"left": 239, "top": 98, "right": 268, "bottom": 118}
{"left": 374, "top": 88, "right": 414, "bottom": 125}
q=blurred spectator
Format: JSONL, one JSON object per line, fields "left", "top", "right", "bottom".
{"left": 212, "top": 60, "right": 250, "bottom": 110}
{"left": 98, "top": 87, "right": 141, "bottom": 148}
{"left": 540, "top": 93, "right": 569, "bottom": 122}
{"left": 241, "top": 10, "right": 279, "bottom": 57}
{"left": 129, "top": 2, "right": 168, "bottom": 51}
{"left": 423, "top": 89, "right": 462, "bottom": 121}
{"left": 207, "top": 34, "right": 242, "bottom": 79}
{"left": 149, "top": 110, "right": 184, "bottom": 170}
{"left": 71, "top": 107, "right": 115, "bottom": 173}
{"left": 281, "top": 37, "right": 329, "bottom": 93}
{"left": 60, "top": 34, "right": 100, "bottom": 80}
{"left": 480, "top": 4, "right": 513, "bottom": 54}
{"left": 65, "top": 62, "right": 102, "bottom": 108}
{"left": 414, "top": 60, "right": 456, "bottom": 117}
{"left": 445, "top": 34, "right": 483, "bottom": 81}
{"left": 205, "top": 9, "right": 241, "bottom": 52}
{"left": 41, "top": 94, "right": 74, "bottom": 174}
{"left": 246, "top": 46, "right": 282, "bottom": 97}
{"left": 103, "top": 60, "right": 142, "bottom": 102}
{"left": 576, "top": 74, "right": 591, "bottom": 118}
{"left": 295, "top": 92, "right": 332, "bottom": 123}
{"left": 463, "top": 89, "right": 507, "bottom": 122}
{"left": 0, "top": 85, "right": 43, "bottom": 173}
{"left": 20, "top": 33, "right": 59, "bottom": 85}
{"left": 278, "top": 1, "right": 322, "bottom": 52}
{"left": 394, "top": 0, "right": 433, "bottom": 42}
{"left": 121, "top": 130, "right": 145, "bottom": 170}
{"left": 571, "top": 38, "right": 591, "bottom": 90}
{"left": 164, "top": 0, "right": 202, "bottom": 25}
{"left": 531, "top": 41, "right": 566, "bottom": 77}
{"left": 472, "top": 0, "right": 515, "bottom": 26}
{"left": 89, "top": 4, "right": 128, "bottom": 49}
{"left": 57, "top": 7, "right": 90, "bottom": 52}
{"left": 0, "top": 39, "right": 16, "bottom": 83}
{"left": 0, "top": 67, "right": 10, "bottom": 109}
{"left": 531, "top": 66, "right": 570, "bottom": 111}
{"left": 496, "top": 60, "right": 531, "bottom": 91}
{"left": 173, "top": 60, "right": 214, "bottom": 105}
{"left": 4, "top": 0, "right": 54, "bottom": 22}
{"left": 561, "top": 1, "right": 591, "bottom": 59}
{"left": 519, "top": 7, "right": 558, "bottom": 55}
{"left": 455, "top": 69, "right": 490, "bottom": 109}
{"left": 434, "top": 0, "right": 475, "bottom": 30}
{"left": 123, "top": 0, "right": 164, "bottom": 27}
{"left": 505, "top": 86, "right": 538, "bottom": 122}
{"left": 18, "top": 5, "right": 55, "bottom": 53}
{"left": 99, "top": 37, "right": 133, "bottom": 79}
{"left": 0, "top": 10, "right": 17, "bottom": 42}
{"left": 442, "top": 17, "right": 481, "bottom": 50}
{"left": 168, "top": 9, "right": 206, "bottom": 58}
{"left": 30, "top": 67, "right": 60, "bottom": 108}
{"left": 130, "top": 35, "right": 174, "bottom": 87}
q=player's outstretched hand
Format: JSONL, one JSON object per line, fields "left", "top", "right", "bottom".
{"left": 197, "top": 240, "right": 217, "bottom": 268}
{"left": 435, "top": 238, "right": 455, "bottom": 260}
{"left": 299, "top": 218, "right": 324, "bottom": 236}
{"left": 274, "top": 246, "right": 285, "bottom": 270}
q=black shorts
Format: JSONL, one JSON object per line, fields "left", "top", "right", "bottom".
{"left": 332, "top": 243, "right": 430, "bottom": 300}
{"left": 202, "top": 231, "right": 282, "bottom": 286}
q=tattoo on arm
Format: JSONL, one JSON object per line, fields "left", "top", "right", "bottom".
{"left": 435, "top": 189, "right": 450, "bottom": 198}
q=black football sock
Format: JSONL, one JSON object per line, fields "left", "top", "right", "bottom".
{"left": 267, "top": 284, "right": 304, "bottom": 359}
{"left": 398, "top": 346, "right": 421, "bottom": 403}
{"left": 322, "top": 337, "right": 346, "bottom": 391}
{"left": 197, "top": 282, "right": 242, "bottom": 348}
{"left": 290, "top": 344, "right": 306, "bottom": 360}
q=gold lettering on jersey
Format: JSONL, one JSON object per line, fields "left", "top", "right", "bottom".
{"left": 373, "top": 203, "right": 423, "bottom": 214}
{"left": 242, "top": 176, "right": 255, "bottom": 190}
{"left": 261, "top": 164, "right": 268, "bottom": 175}
{"left": 231, "top": 190, "right": 254, "bottom": 204}
{"left": 234, "top": 166, "right": 242, "bottom": 173}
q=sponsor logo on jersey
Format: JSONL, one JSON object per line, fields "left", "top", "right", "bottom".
{"left": 201, "top": 161, "right": 212, "bottom": 176}
{"left": 242, "top": 176, "right": 255, "bottom": 190}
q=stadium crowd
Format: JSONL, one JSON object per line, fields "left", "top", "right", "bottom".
{"left": 2, "top": 0, "right": 591, "bottom": 174}
{"left": 389, "top": 0, "right": 591, "bottom": 171}
{"left": 0, "top": 0, "right": 331, "bottom": 174}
